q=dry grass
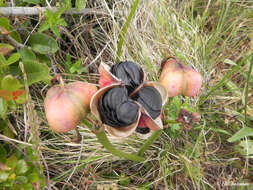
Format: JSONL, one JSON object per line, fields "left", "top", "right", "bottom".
{"left": 2, "top": 0, "right": 253, "bottom": 189}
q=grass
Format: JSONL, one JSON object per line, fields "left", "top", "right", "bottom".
{"left": 2, "top": 0, "right": 253, "bottom": 189}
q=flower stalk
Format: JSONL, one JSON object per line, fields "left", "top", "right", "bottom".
{"left": 96, "top": 131, "right": 145, "bottom": 162}
{"left": 82, "top": 119, "right": 145, "bottom": 162}
{"left": 137, "top": 130, "right": 163, "bottom": 156}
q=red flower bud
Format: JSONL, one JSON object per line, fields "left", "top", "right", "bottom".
{"left": 160, "top": 57, "right": 202, "bottom": 97}
{"left": 45, "top": 76, "right": 97, "bottom": 133}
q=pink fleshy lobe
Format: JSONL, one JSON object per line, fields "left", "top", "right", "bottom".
{"left": 138, "top": 114, "right": 148, "bottom": 128}
{"left": 98, "top": 63, "right": 118, "bottom": 88}
{"left": 137, "top": 113, "right": 162, "bottom": 131}
{"left": 99, "top": 76, "right": 115, "bottom": 88}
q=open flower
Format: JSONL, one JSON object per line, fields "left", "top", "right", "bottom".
{"left": 91, "top": 61, "right": 168, "bottom": 138}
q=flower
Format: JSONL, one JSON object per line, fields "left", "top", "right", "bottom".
{"left": 90, "top": 61, "right": 168, "bottom": 138}
{"left": 45, "top": 75, "right": 97, "bottom": 133}
{"left": 159, "top": 57, "right": 202, "bottom": 97}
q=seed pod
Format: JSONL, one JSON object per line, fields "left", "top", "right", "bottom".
{"left": 135, "top": 82, "right": 168, "bottom": 133}
{"left": 160, "top": 57, "right": 202, "bottom": 97}
{"left": 111, "top": 61, "right": 144, "bottom": 94}
{"left": 45, "top": 78, "right": 97, "bottom": 133}
{"left": 98, "top": 86, "right": 139, "bottom": 128}
{"left": 98, "top": 62, "right": 146, "bottom": 94}
{"left": 132, "top": 86, "right": 162, "bottom": 119}
{"left": 90, "top": 83, "right": 141, "bottom": 138}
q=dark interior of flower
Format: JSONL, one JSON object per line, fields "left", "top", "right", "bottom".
{"left": 98, "top": 87, "right": 139, "bottom": 128}
{"left": 111, "top": 61, "right": 143, "bottom": 94}
{"left": 136, "top": 127, "right": 150, "bottom": 134}
{"left": 132, "top": 86, "right": 162, "bottom": 119}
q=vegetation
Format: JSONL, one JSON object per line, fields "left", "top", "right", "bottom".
{"left": 0, "top": 0, "right": 253, "bottom": 189}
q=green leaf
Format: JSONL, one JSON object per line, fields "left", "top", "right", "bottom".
{"left": 236, "top": 140, "right": 253, "bottom": 158}
{"left": 16, "top": 176, "right": 28, "bottom": 183}
{"left": 118, "top": 174, "right": 130, "bottom": 187}
{"left": 0, "top": 18, "right": 21, "bottom": 43}
{"left": 116, "top": 0, "right": 140, "bottom": 62}
{"left": 0, "top": 53, "right": 20, "bottom": 68}
{"left": 62, "top": 0, "right": 72, "bottom": 11}
{"left": 0, "top": 171, "right": 9, "bottom": 183}
{"left": 19, "top": 48, "right": 36, "bottom": 62}
{"left": 38, "top": 22, "right": 50, "bottom": 33}
{"left": 76, "top": 0, "right": 87, "bottom": 11}
{"left": 28, "top": 173, "right": 40, "bottom": 183}
{"left": 1, "top": 75, "right": 22, "bottom": 91}
{"left": 3, "top": 124, "right": 15, "bottom": 138}
{"left": 210, "top": 128, "right": 232, "bottom": 136}
{"left": 0, "top": 144, "right": 7, "bottom": 163}
{"left": 0, "top": 0, "right": 8, "bottom": 6}
{"left": 228, "top": 127, "right": 253, "bottom": 143}
{"left": 29, "top": 33, "right": 59, "bottom": 54}
{"left": 50, "top": 25, "right": 61, "bottom": 39}
{"left": 0, "top": 43, "right": 14, "bottom": 56}
{"left": 69, "top": 59, "right": 86, "bottom": 74}
{"left": 199, "top": 55, "right": 249, "bottom": 105}
{"left": 21, "top": 183, "right": 33, "bottom": 190}
{"left": 37, "top": 54, "right": 50, "bottom": 64}
{"left": 0, "top": 98, "right": 8, "bottom": 120}
{"left": 0, "top": 54, "right": 7, "bottom": 64}
{"left": 22, "top": 0, "right": 40, "bottom": 4}
{"left": 6, "top": 155, "right": 18, "bottom": 168}
{"left": 27, "top": 147, "right": 39, "bottom": 161}
{"left": 7, "top": 53, "right": 20, "bottom": 65}
{"left": 16, "top": 160, "right": 28, "bottom": 175}
{"left": 0, "top": 17, "right": 11, "bottom": 31}
{"left": 23, "top": 61, "right": 51, "bottom": 85}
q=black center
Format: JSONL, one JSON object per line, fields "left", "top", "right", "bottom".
{"left": 98, "top": 87, "right": 139, "bottom": 128}
{"left": 111, "top": 61, "right": 143, "bottom": 94}
{"left": 132, "top": 86, "right": 162, "bottom": 119}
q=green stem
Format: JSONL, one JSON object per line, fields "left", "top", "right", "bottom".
{"left": 96, "top": 131, "right": 145, "bottom": 162}
{"left": 116, "top": 0, "right": 140, "bottom": 63}
{"left": 244, "top": 55, "right": 253, "bottom": 126}
{"left": 137, "top": 130, "right": 163, "bottom": 157}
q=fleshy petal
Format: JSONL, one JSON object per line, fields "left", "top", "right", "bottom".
{"left": 105, "top": 109, "right": 141, "bottom": 138}
{"left": 98, "top": 62, "right": 120, "bottom": 88}
{"left": 90, "top": 83, "right": 121, "bottom": 120}
{"left": 139, "top": 106, "right": 163, "bottom": 131}
{"left": 144, "top": 81, "right": 168, "bottom": 106}
{"left": 90, "top": 82, "right": 141, "bottom": 138}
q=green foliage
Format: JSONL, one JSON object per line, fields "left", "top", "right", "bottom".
{"left": 0, "top": 0, "right": 8, "bottom": 6}
{"left": 29, "top": 33, "right": 59, "bottom": 54}
{"left": 22, "top": 61, "right": 51, "bottom": 85}
{"left": 62, "top": 0, "right": 72, "bottom": 11}
{"left": 65, "top": 55, "right": 88, "bottom": 74}
{"left": 0, "top": 146, "right": 46, "bottom": 190}
{"left": 116, "top": 0, "right": 140, "bottom": 62}
{"left": 0, "top": 53, "right": 20, "bottom": 67}
{"left": 228, "top": 127, "right": 253, "bottom": 143}
{"left": 236, "top": 140, "right": 253, "bottom": 158}
{"left": 0, "top": 18, "right": 21, "bottom": 43}
{"left": 0, "top": 43, "right": 14, "bottom": 56}
{"left": 0, "top": 19, "right": 52, "bottom": 121}
{"left": 75, "top": 0, "right": 87, "bottom": 12}
{"left": 22, "top": 0, "right": 40, "bottom": 5}
{"left": 38, "top": 8, "right": 67, "bottom": 39}
{"left": 118, "top": 174, "right": 130, "bottom": 187}
{"left": 61, "top": 0, "right": 87, "bottom": 12}
{"left": 19, "top": 48, "right": 36, "bottom": 62}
